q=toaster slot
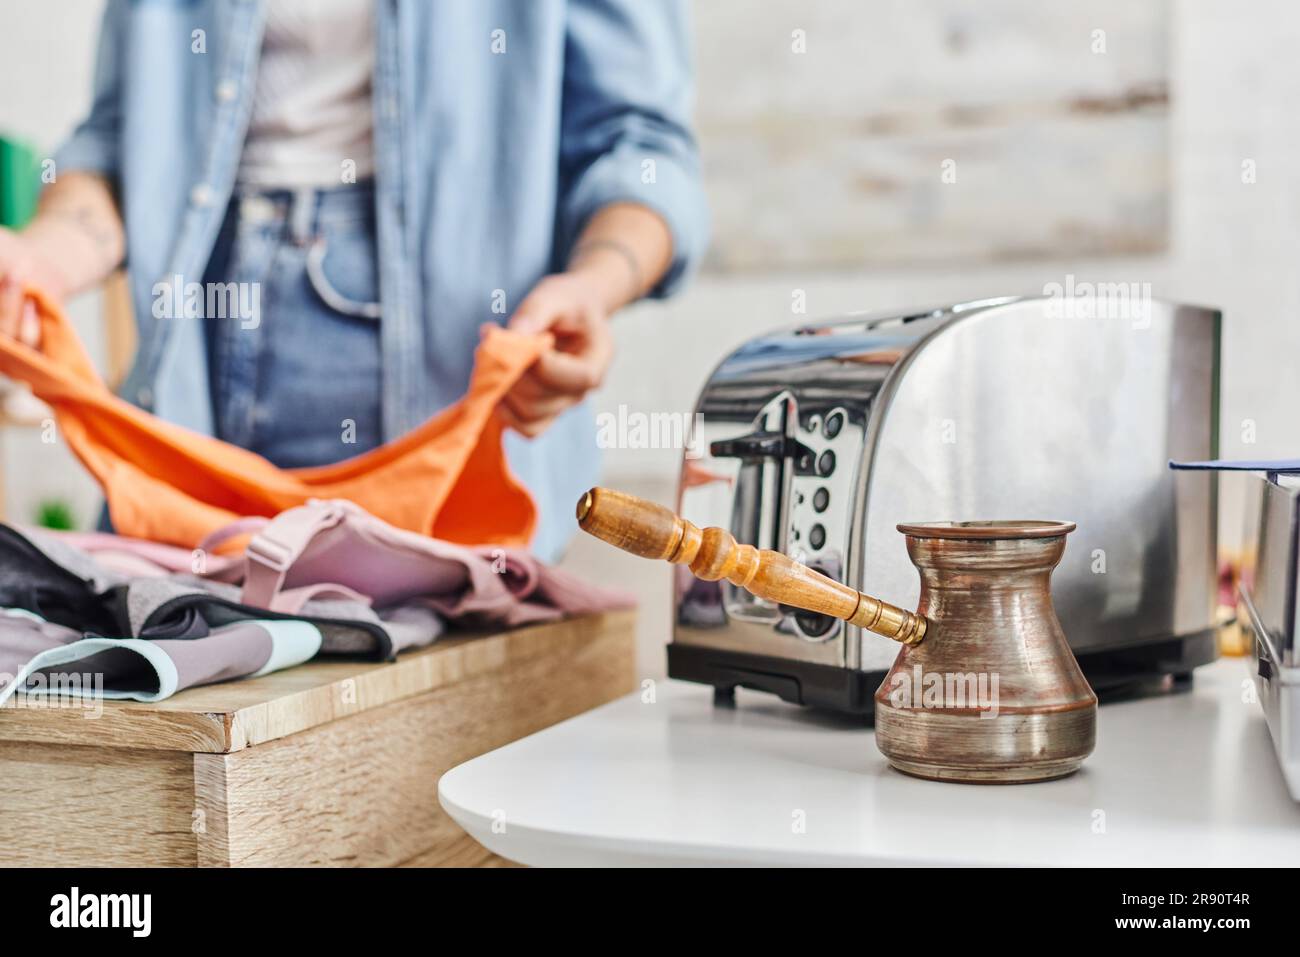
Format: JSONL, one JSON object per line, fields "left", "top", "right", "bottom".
{"left": 710, "top": 393, "right": 798, "bottom": 625}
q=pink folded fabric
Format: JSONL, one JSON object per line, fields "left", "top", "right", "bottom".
{"left": 46, "top": 498, "right": 635, "bottom": 627}
{"left": 193, "top": 498, "right": 636, "bottom": 622}
{"left": 48, "top": 530, "right": 242, "bottom": 580}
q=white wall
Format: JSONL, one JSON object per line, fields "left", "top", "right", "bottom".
{"left": 694, "top": 0, "right": 1172, "bottom": 270}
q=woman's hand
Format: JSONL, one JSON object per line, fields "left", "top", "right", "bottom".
{"left": 497, "top": 202, "right": 671, "bottom": 438}
{"left": 0, "top": 172, "right": 127, "bottom": 349}
{"left": 0, "top": 227, "right": 61, "bottom": 347}
{"left": 499, "top": 271, "right": 615, "bottom": 438}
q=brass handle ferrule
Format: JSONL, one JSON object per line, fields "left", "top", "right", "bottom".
{"left": 849, "top": 594, "right": 928, "bottom": 646}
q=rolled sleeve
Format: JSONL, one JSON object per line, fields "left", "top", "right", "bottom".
{"left": 51, "top": 0, "right": 125, "bottom": 184}
{"left": 557, "top": 0, "right": 709, "bottom": 299}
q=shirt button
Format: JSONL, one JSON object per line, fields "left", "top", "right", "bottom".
{"left": 136, "top": 387, "right": 153, "bottom": 408}
{"left": 190, "top": 184, "right": 214, "bottom": 207}
{"left": 215, "top": 80, "right": 238, "bottom": 102}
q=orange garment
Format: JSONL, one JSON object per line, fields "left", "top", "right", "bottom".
{"left": 0, "top": 289, "right": 547, "bottom": 550}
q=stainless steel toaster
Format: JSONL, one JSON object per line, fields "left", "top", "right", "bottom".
{"left": 671, "top": 295, "right": 1220, "bottom": 714}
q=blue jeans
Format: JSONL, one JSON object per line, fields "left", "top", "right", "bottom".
{"left": 203, "top": 182, "right": 384, "bottom": 468}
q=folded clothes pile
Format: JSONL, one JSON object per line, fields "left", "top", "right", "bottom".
{"left": 0, "top": 499, "right": 634, "bottom": 706}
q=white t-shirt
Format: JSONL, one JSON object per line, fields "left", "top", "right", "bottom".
{"left": 237, "top": 0, "right": 376, "bottom": 188}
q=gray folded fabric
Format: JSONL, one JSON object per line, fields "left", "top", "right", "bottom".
{"left": 123, "top": 575, "right": 389, "bottom": 654}
{"left": 0, "top": 608, "right": 321, "bottom": 705}
{"left": 0, "top": 522, "right": 426, "bottom": 706}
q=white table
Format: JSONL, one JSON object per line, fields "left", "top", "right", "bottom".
{"left": 438, "top": 658, "right": 1300, "bottom": 866}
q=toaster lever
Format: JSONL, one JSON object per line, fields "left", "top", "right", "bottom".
{"left": 709, "top": 430, "right": 787, "bottom": 461}
{"left": 710, "top": 430, "right": 816, "bottom": 472}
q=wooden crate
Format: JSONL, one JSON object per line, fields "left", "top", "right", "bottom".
{"left": 0, "top": 611, "right": 635, "bottom": 867}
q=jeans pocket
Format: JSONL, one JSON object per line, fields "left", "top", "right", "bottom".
{"left": 305, "top": 228, "right": 382, "bottom": 320}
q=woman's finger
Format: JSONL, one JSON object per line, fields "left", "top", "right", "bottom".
{"left": 506, "top": 367, "right": 559, "bottom": 402}
{"left": 19, "top": 300, "right": 41, "bottom": 348}
{"left": 530, "top": 347, "right": 603, "bottom": 395}
{"left": 495, "top": 400, "right": 529, "bottom": 431}
{"left": 506, "top": 294, "right": 562, "bottom": 336}
{"left": 503, "top": 388, "right": 575, "bottom": 426}
{"left": 0, "top": 279, "right": 24, "bottom": 339}
{"left": 498, "top": 395, "right": 561, "bottom": 438}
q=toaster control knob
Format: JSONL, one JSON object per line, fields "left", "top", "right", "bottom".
{"left": 817, "top": 450, "right": 836, "bottom": 476}
{"left": 823, "top": 411, "right": 844, "bottom": 439}
{"left": 809, "top": 524, "right": 826, "bottom": 550}
{"left": 793, "top": 609, "right": 836, "bottom": 639}
{"left": 813, "top": 487, "right": 830, "bottom": 512}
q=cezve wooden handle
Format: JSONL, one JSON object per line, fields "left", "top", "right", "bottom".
{"left": 576, "top": 487, "right": 928, "bottom": 645}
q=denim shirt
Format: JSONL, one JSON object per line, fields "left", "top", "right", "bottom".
{"left": 55, "top": 0, "right": 709, "bottom": 560}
